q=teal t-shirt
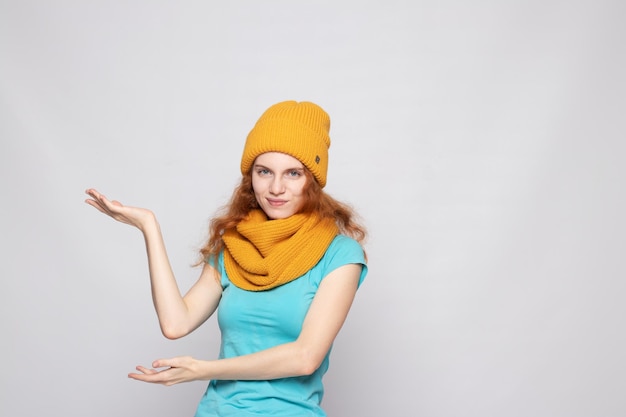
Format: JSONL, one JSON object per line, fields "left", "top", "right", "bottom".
{"left": 194, "top": 235, "right": 367, "bottom": 417}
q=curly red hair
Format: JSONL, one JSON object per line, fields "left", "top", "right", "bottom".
{"left": 198, "top": 168, "right": 367, "bottom": 266}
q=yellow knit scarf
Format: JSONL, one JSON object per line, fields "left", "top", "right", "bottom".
{"left": 222, "top": 209, "right": 338, "bottom": 291}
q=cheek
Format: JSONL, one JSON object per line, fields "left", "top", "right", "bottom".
{"left": 251, "top": 178, "right": 263, "bottom": 202}
{"left": 251, "top": 176, "right": 264, "bottom": 193}
{"left": 292, "top": 180, "right": 307, "bottom": 198}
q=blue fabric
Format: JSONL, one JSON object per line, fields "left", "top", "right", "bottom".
{"left": 194, "top": 235, "right": 367, "bottom": 417}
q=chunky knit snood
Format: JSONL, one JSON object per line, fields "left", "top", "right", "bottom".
{"left": 222, "top": 209, "right": 338, "bottom": 291}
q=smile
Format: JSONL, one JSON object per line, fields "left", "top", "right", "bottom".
{"left": 266, "top": 198, "right": 287, "bottom": 207}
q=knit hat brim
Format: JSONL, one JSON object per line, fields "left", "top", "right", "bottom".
{"left": 240, "top": 101, "right": 331, "bottom": 188}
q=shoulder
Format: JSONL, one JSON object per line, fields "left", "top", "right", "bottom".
{"left": 319, "top": 235, "right": 368, "bottom": 287}
{"left": 206, "top": 251, "right": 229, "bottom": 288}
{"left": 326, "top": 235, "right": 365, "bottom": 258}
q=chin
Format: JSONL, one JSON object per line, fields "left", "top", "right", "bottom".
{"left": 262, "top": 207, "right": 295, "bottom": 220}
{"left": 266, "top": 212, "right": 292, "bottom": 220}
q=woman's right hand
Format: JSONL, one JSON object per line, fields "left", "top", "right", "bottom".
{"left": 84, "top": 188, "right": 156, "bottom": 231}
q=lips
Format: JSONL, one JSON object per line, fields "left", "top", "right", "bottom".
{"left": 266, "top": 198, "right": 287, "bottom": 207}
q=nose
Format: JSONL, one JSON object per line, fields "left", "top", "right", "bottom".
{"left": 269, "top": 176, "right": 285, "bottom": 195}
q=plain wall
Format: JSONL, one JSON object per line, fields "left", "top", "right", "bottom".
{"left": 1, "top": 1, "right": 625, "bottom": 416}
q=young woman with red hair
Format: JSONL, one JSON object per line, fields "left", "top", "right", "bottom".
{"left": 85, "top": 100, "right": 368, "bottom": 417}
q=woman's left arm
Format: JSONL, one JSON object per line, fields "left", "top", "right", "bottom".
{"left": 128, "top": 263, "right": 362, "bottom": 385}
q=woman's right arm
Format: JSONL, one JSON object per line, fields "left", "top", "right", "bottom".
{"left": 85, "top": 188, "right": 222, "bottom": 339}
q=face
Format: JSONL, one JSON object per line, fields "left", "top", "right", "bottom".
{"left": 252, "top": 152, "right": 307, "bottom": 219}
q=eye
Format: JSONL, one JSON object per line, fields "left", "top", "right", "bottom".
{"left": 256, "top": 168, "right": 271, "bottom": 176}
{"left": 287, "top": 169, "right": 303, "bottom": 178}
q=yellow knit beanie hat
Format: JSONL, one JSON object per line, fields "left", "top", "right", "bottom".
{"left": 241, "top": 101, "right": 331, "bottom": 187}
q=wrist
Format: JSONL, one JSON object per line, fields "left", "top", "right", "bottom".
{"left": 138, "top": 211, "right": 158, "bottom": 234}
{"left": 194, "top": 358, "right": 213, "bottom": 381}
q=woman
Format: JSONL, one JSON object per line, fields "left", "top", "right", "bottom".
{"left": 85, "top": 100, "right": 368, "bottom": 416}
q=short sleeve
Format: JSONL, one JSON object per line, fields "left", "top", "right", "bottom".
{"left": 206, "top": 252, "right": 230, "bottom": 288}
{"left": 321, "top": 235, "right": 368, "bottom": 288}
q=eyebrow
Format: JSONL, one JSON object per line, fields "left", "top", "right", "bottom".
{"left": 253, "top": 163, "right": 304, "bottom": 172}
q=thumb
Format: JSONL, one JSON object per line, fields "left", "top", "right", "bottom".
{"left": 152, "top": 357, "right": 175, "bottom": 369}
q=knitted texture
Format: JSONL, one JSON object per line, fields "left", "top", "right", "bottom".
{"left": 222, "top": 209, "right": 338, "bottom": 291}
{"left": 241, "top": 101, "right": 331, "bottom": 187}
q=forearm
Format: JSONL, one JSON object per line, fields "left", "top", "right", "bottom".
{"left": 196, "top": 340, "right": 320, "bottom": 381}
{"left": 191, "top": 265, "right": 361, "bottom": 382}
{"left": 85, "top": 189, "right": 214, "bottom": 339}
{"left": 140, "top": 216, "right": 189, "bottom": 338}
{"left": 130, "top": 266, "right": 361, "bottom": 386}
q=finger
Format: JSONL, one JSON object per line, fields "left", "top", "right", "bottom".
{"left": 128, "top": 367, "right": 174, "bottom": 385}
{"left": 91, "top": 193, "right": 124, "bottom": 215}
{"left": 84, "top": 189, "right": 102, "bottom": 206}
{"left": 152, "top": 358, "right": 173, "bottom": 369}
{"left": 84, "top": 198, "right": 109, "bottom": 214}
{"left": 128, "top": 372, "right": 163, "bottom": 383}
{"left": 85, "top": 189, "right": 111, "bottom": 209}
{"left": 99, "top": 196, "right": 128, "bottom": 214}
{"left": 85, "top": 188, "right": 104, "bottom": 200}
{"left": 135, "top": 365, "right": 159, "bottom": 375}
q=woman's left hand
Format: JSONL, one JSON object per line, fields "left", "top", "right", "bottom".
{"left": 128, "top": 356, "right": 205, "bottom": 386}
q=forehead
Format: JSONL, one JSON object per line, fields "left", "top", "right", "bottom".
{"left": 254, "top": 152, "right": 304, "bottom": 168}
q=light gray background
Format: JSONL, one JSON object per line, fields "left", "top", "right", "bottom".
{"left": 1, "top": 1, "right": 624, "bottom": 416}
